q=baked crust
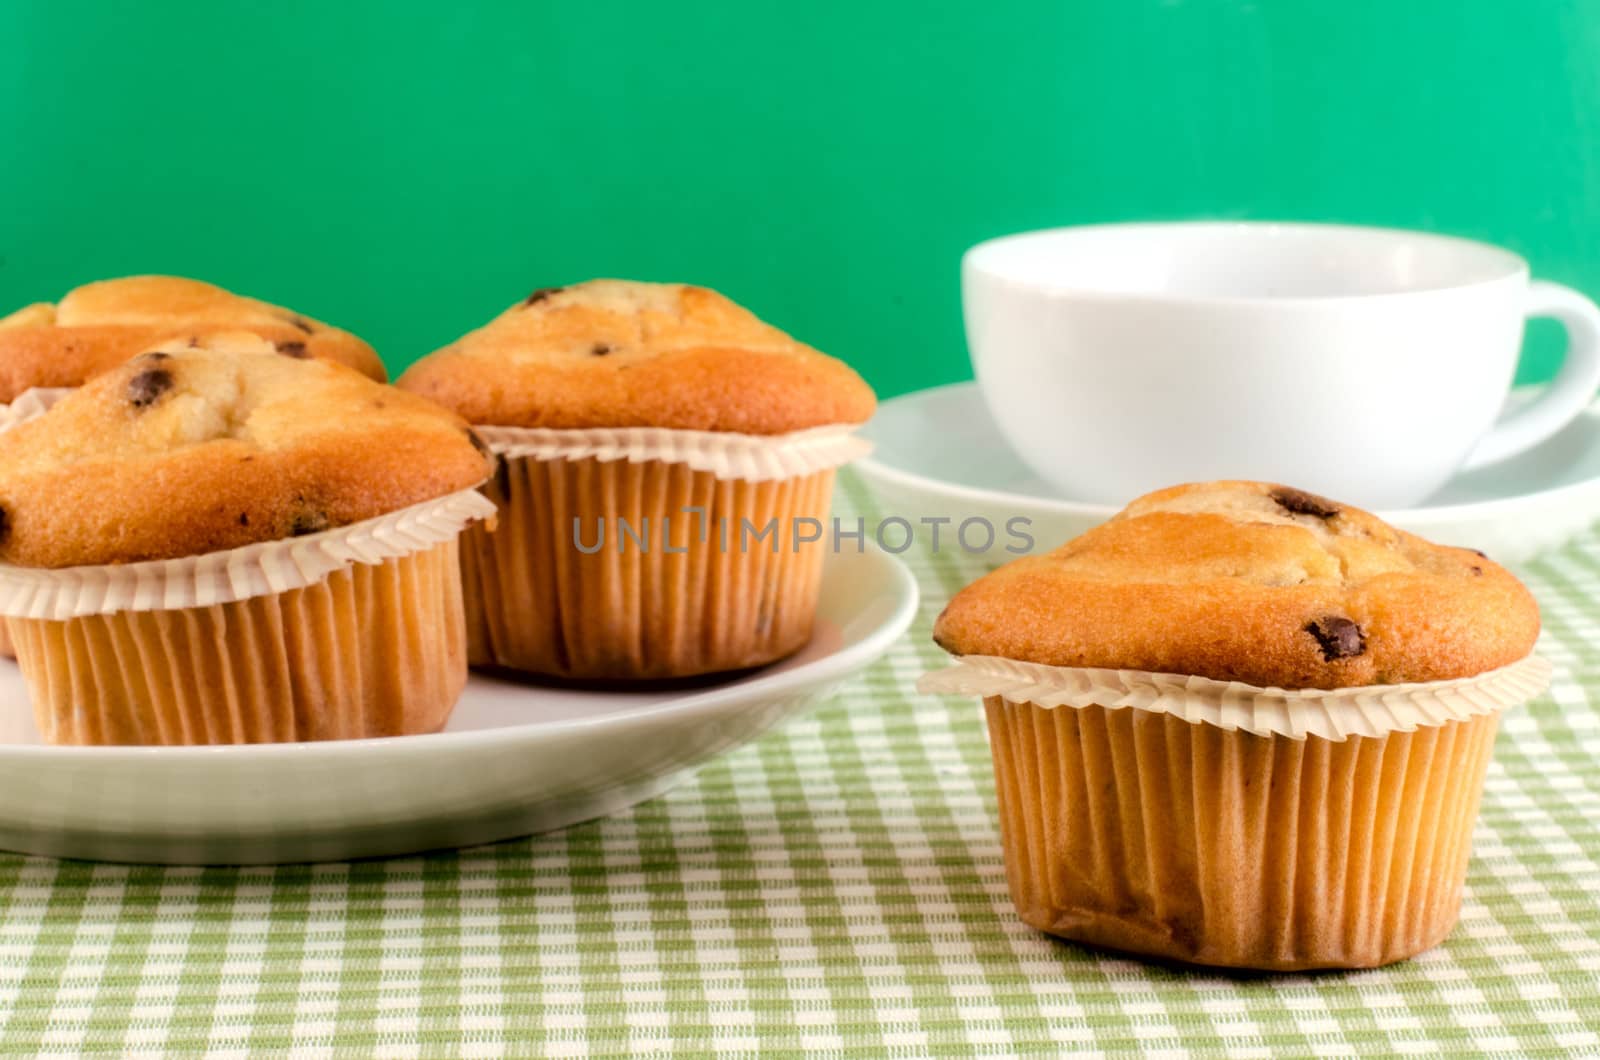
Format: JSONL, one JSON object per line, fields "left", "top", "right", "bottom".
{"left": 396, "top": 280, "right": 875, "bottom": 433}
{"left": 933, "top": 481, "right": 1541, "bottom": 688}
{"left": 0, "top": 336, "right": 490, "bottom": 568}
{"left": 0, "top": 275, "right": 385, "bottom": 400}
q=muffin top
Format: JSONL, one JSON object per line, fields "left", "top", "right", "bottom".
{"left": 933, "top": 481, "right": 1541, "bottom": 689}
{"left": 0, "top": 337, "right": 490, "bottom": 568}
{"left": 396, "top": 280, "right": 876, "bottom": 433}
{"left": 0, "top": 275, "right": 386, "bottom": 401}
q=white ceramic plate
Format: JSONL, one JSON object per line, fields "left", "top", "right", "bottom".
{"left": 0, "top": 549, "right": 918, "bottom": 865}
{"left": 858, "top": 381, "right": 1600, "bottom": 563}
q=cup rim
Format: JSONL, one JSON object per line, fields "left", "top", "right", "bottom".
{"left": 962, "top": 220, "right": 1530, "bottom": 305}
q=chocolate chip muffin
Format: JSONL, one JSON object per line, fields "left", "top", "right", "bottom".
{"left": 398, "top": 280, "right": 874, "bottom": 433}
{"left": 924, "top": 481, "right": 1546, "bottom": 971}
{"left": 935, "top": 481, "right": 1540, "bottom": 689}
{"left": 0, "top": 340, "right": 494, "bottom": 745}
{"left": 397, "top": 280, "right": 875, "bottom": 680}
{"left": 0, "top": 275, "right": 385, "bottom": 401}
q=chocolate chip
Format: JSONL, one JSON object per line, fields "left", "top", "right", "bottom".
{"left": 276, "top": 341, "right": 308, "bottom": 359}
{"left": 1469, "top": 548, "right": 1488, "bottom": 559}
{"left": 290, "top": 511, "right": 330, "bottom": 537}
{"left": 1271, "top": 487, "right": 1340, "bottom": 520}
{"left": 239, "top": 513, "right": 250, "bottom": 527}
{"left": 127, "top": 368, "right": 174, "bottom": 409}
{"left": 289, "top": 316, "right": 313, "bottom": 334}
{"left": 524, "top": 286, "right": 563, "bottom": 307}
{"left": 1471, "top": 565, "right": 1484, "bottom": 576}
{"left": 143, "top": 351, "right": 171, "bottom": 361}
{"left": 1305, "top": 616, "right": 1366, "bottom": 661}
{"left": 0, "top": 504, "right": 10, "bottom": 544}
{"left": 591, "top": 342, "right": 613, "bottom": 356}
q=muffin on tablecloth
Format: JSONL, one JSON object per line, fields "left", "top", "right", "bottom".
{"left": 398, "top": 279, "right": 875, "bottom": 680}
{"left": 922, "top": 480, "right": 1548, "bottom": 971}
{"left": 0, "top": 339, "right": 494, "bottom": 745}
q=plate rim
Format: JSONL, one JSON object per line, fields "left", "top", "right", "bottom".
{"left": 0, "top": 548, "right": 919, "bottom": 764}
{"left": 857, "top": 380, "right": 1600, "bottom": 527}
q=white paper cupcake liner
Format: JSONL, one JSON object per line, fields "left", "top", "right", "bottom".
{"left": 0, "top": 488, "right": 498, "bottom": 619}
{"left": 0, "top": 387, "right": 73, "bottom": 433}
{"left": 472, "top": 423, "right": 871, "bottom": 483}
{"left": 917, "top": 652, "right": 1552, "bottom": 742}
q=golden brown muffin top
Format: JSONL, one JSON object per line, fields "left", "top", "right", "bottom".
{"left": 0, "top": 337, "right": 490, "bottom": 568}
{"left": 396, "top": 280, "right": 876, "bottom": 433}
{"left": 933, "top": 481, "right": 1541, "bottom": 689}
{"left": 0, "top": 275, "right": 386, "bottom": 400}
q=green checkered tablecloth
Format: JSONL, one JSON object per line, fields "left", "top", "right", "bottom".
{"left": 2, "top": 472, "right": 1599, "bottom": 1056}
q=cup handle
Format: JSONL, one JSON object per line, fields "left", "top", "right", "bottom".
{"left": 1461, "top": 280, "right": 1600, "bottom": 470}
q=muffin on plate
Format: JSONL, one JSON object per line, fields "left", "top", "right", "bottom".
{"left": 398, "top": 280, "right": 875, "bottom": 680}
{"left": 0, "top": 271, "right": 387, "bottom": 658}
{"left": 0, "top": 274, "right": 385, "bottom": 400}
{"left": 0, "top": 339, "right": 494, "bottom": 745}
{"left": 922, "top": 481, "right": 1547, "bottom": 971}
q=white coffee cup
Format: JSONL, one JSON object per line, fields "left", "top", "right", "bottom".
{"left": 962, "top": 222, "right": 1600, "bottom": 509}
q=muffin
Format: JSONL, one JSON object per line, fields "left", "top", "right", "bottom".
{"left": 0, "top": 339, "right": 494, "bottom": 745}
{"left": 0, "top": 275, "right": 386, "bottom": 401}
{"left": 922, "top": 481, "right": 1547, "bottom": 971}
{"left": 0, "top": 274, "right": 385, "bottom": 660}
{"left": 398, "top": 280, "right": 875, "bottom": 679}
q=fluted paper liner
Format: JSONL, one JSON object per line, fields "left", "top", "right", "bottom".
{"left": 1, "top": 489, "right": 494, "bottom": 746}
{"left": 473, "top": 423, "right": 870, "bottom": 482}
{"left": 923, "top": 654, "right": 1549, "bottom": 970}
{"left": 918, "top": 653, "right": 1551, "bottom": 742}
{"left": 464, "top": 425, "right": 857, "bottom": 678}
{"left": 0, "top": 489, "right": 497, "bottom": 619}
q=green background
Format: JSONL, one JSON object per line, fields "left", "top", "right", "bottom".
{"left": 3, "top": 0, "right": 1597, "bottom": 397}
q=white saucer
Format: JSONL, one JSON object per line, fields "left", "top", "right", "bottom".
{"left": 0, "top": 549, "right": 918, "bottom": 865}
{"left": 857, "top": 381, "right": 1600, "bottom": 563}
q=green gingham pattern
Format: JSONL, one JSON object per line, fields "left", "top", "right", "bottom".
{"left": 2, "top": 471, "right": 1599, "bottom": 1056}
